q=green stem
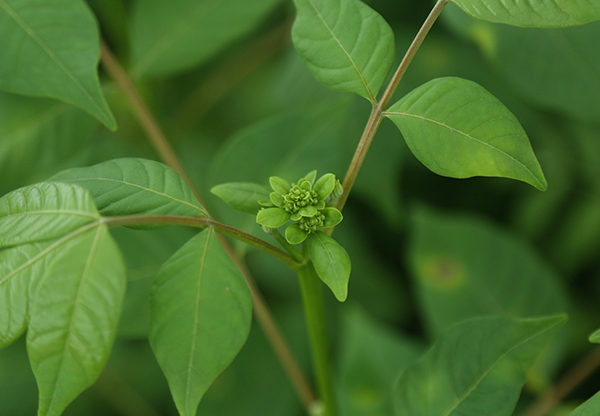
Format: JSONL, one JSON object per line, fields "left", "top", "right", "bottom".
{"left": 268, "top": 229, "right": 305, "bottom": 263}
{"left": 101, "top": 215, "right": 298, "bottom": 268}
{"left": 297, "top": 260, "right": 337, "bottom": 416}
{"left": 336, "top": 0, "right": 449, "bottom": 212}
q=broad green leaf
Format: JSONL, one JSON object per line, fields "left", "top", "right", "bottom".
{"left": 409, "top": 206, "right": 568, "bottom": 335}
{"left": 130, "top": 0, "right": 281, "bottom": 78}
{"left": 314, "top": 173, "right": 335, "bottom": 200}
{"left": 0, "top": 92, "right": 98, "bottom": 196}
{"left": 51, "top": 158, "right": 206, "bottom": 219}
{"left": 443, "top": 5, "right": 600, "bottom": 123}
{"left": 393, "top": 315, "right": 566, "bottom": 416}
{"left": 27, "top": 225, "right": 126, "bottom": 416}
{"left": 306, "top": 231, "right": 351, "bottom": 301}
{"left": 210, "top": 182, "right": 271, "bottom": 214}
{"left": 570, "top": 391, "right": 600, "bottom": 416}
{"left": 0, "top": 242, "right": 48, "bottom": 347}
{"left": 386, "top": 77, "right": 547, "bottom": 190}
{"left": 590, "top": 328, "right": 600, "bottom": 344}
{"left": 0, "top": 0, "right": 116, "bottom": 129}
{"left": 256, "top": 207, "right": 290, "bottom": 228}
{"left": 452, "top": 0, "right": 600, "bottom": 28}
{"left": 150, "top": 227, "right": 252, "bottom": 416}
{"left": 292, "top": 0, "right": 394, "bottom": 102}
{"left": 0, "top": 182, "right": 99, "bottom": 247}
{"left": 338, "top": 307, "right": 421, "bottom": 416}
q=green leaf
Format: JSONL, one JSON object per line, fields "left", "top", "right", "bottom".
{"left": 27, "top": 225, "right": 126, "bottom": 416}
{"left": 386, "top": 77, "right": 547, "bottom": 190}
{"left": 306, "top": 231, "right": 351, "bottom": 302}
{"left": 451, "top": 0, "right": 600, "bottom": 28}
{"left": 292, "top": 0, "right": 395, "bottom": 102}
{"left": 149, "top": 228, "right": 252, "bottom": 416}
{"left": 256, "top": 207, "right": 290, "bottom": 228}
{"left": 0, "top": 92, "right": 98, "bottom": 196}
{"left": 393, "top": 315, "right": 567, "bottom": 416}
{"left": 269, "top": 176, "right": 291, "bottom": 195}
{"left": 0, "top": 242, "right": 48, "bottom": 347}
{"left": 409, "top": 205, "right": 568, "bottom": 335}
{"left": 130, "top": 0, "right": 282, "bottom": 78}
{"left": 321, "top": 207, "right": 343, "bottom": 227}
{"left": 0, "top": 182, "right": 99, "bottom": 247}
{"left": 51, "top": 158, "right": 206, "bottom": 220}
{"left": 210, "top": 182, "right": 270, "bottom": 214}
{"left": 0, "top": 0, "right": 116, "bottom": 129}
{"left": 338, "top": 307, "right": 421, "bottom": 416}
{"left": 570, "top": 391, "right": 600, "bottom": 416}
{"left": 313, "top": 173, "right": 335, "bottom": 200}
{"left": 285, "top": 223, "right": 308, "bottom": 244}
{"left": 589, "top": 328, "right": 600, "bottom": 344}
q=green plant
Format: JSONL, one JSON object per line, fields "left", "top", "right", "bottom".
{"left": 1, "top": 0, "right": 600, "bottom": 416}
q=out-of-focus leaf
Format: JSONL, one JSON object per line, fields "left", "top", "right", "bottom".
{"left": 452, "top": 0, "right": 600, "bottom": 28}
{"left": 306, "top": 231, "right": 351, "bottom": 302}
{"left": 130, "top": 0, "right": 282, "bottom": 78}
{"left": 386, "top": 77, "right": 547, "bottom": 190}
{"left": 150, "top": 227, "right": 252, "bottom": 416}
{"left": 291, "top": 0, "right": 394, "bottom": 102}
{"left": 211, "top": 182, "right": 271, "bottom": 214}
{"left": 0, "top": 182, "right": 98, "bottom": 247}
{"left": 28, "top": 226, "right": 126, "bottom": 416}
{"left": 393, "top": 315, "right": 566, "bottom": 416}
{"left": 409, "top": 205, "right": 568, "bottom": 334}
{"left": 337, "top": 307, "right": 421, "bottom": 416}
{"left": 443, "top": 5, "right": 600, "bottom": 123}
{"left": 51, "top": 158, "right": 206, "bottom": 219}
{"left": 589, "top": 328, "right": 600, "bottom": 344}
{"left": 0, "top": 0, "right": 116, "bottom": 129}
{"left": 0, "top": 92, "right": 98, "bottom": 195}
{"left": 570, "top": 390, "right": 600, "bottom": 416}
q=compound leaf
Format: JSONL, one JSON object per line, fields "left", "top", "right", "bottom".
{"left": 27, "top": 225, "right": 126, "bottom": 416}
{"left": 292, "top": 0, "right": 394, "bottom": 102}
{"left": 150, "top": 227, "right": 252, "bottom": 416}
{"left": 306, "top": 231, "right": 350, "bottom": 301}
{"left": 0, "top": 0, "right": 116, "bottom": 129}
{"left": 0, "top": 182, "right": 99, "bottom": 247}
{"left": 51, "top": 158, "right": 206, "bottom": 220}
{"left": 451, "top": 0, "right": 600, "bottom": 28}
{"left": 386, "top": 77, "right": 547, "bottom": 190}
{"left": 393, "top": 315, "right": 566, "bottom": 416}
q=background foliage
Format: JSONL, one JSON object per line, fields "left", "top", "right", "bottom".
{"left": 1, "top": 0, "right": 600, "bottom": 415}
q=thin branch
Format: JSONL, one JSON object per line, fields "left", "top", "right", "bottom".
{"left": 101, "top": 215, "right": 298, "bottom": 268}
{"left": 336, "top": 0, "right": 449, "bottom": 211}
{"left": 523, "top": 347, "right": 600, "bottom": 416}
{"left": 100, "top": 42, "right": 316, "bottom": 411}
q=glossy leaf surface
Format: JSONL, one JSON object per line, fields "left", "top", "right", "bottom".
{"left": 150, "top": 228, "right": 252, "bottom": 416}
{"left": 452, "top": 0, "right": 600, "bottom": 28}
{"left": 0, "top": 0, "right": 116, "bottom": 129}
{"left": 52, "top": 158, "right": 206, "bottom": 219}
{"left": 131, "top": 0, "right": 281, "bottom": 78}
{"left": 0, "top": 182, "right": 98, "bottom": 247}
{"left": 306, "top": 231, "right": 351, "bottom": 301}
{"left": 211, "top": 182, "right": 270, "bottom": 214}
{"left": 386, "top": 77, "right": 547, "bottom": 190}
{"left": 394, "top": 315, "right": 566, "bottom": 416}
{"left": 292, "top": 0, "right": 394, "bottom": 102}
{"left": 28, "top": 226, "right": 126, "bottom": 416}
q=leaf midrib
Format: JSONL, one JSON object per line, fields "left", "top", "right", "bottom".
{"left": 305, "top": 0, "right": 375, "bottom": 102}
{"left": 0, "top": 0, "right": 106, "bottom": 117}
{"left": 384, "top": 110, "right": 544, "bottom": 189}
{"left": 441, "top": 320, "right": 561, "bottom": 416}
